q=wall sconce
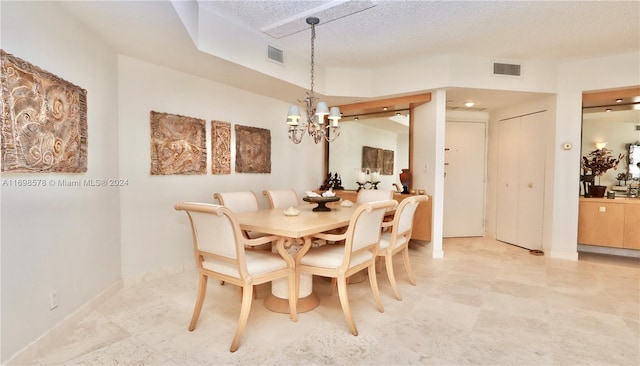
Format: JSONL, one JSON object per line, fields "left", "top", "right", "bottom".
{"left": 595, "top": 142, "right": 608, "bottom": 149}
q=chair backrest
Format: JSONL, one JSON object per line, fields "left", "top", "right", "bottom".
{"left": 356, "top": 189, "right": 394, "bottom": 204}
{"left": 393, "top": 195, "right": 429, "bottom": 237}
{"left": 263, "top": 189, "right": 299, "bottom": 209}
{"left": 175, "top": 202, "right": 250, "bottom": 279}
{"left": 342, "top": 200, "right": 397, "bottom": 266}
{"left": 214, "top": 191, "right": 260, "bottom": 213}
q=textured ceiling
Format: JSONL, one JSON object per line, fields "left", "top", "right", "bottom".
{"left": 197, "top": 0, "right": 640, "bottom": 69}
{"left": 58, "top": 0, "right": 639, "bottom": 111}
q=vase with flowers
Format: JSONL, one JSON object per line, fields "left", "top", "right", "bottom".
{"left": 581, "top": 147, "right": 624, "bottom": 197}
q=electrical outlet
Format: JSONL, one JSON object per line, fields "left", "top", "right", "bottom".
{"left": 49, "top": 289, "right": 58, "bottom": 310}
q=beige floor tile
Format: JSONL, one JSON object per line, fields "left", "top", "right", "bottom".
{"left": 12, "top": 237, "right": 640, "bottom": 366}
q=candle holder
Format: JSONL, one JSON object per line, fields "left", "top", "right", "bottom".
{"left": 355, "top": 168, "right": 381, "bottom": 191}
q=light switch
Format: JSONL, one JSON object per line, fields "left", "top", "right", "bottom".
{"left": 599, "top": 206, "right": 606, "bottom": 212}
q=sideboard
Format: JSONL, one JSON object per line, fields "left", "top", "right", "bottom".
{"left": 577, "top": 197, "right": 640, "bottom": 250}
{"left": 327, "top": 190, "right": 432, "bottom": 242}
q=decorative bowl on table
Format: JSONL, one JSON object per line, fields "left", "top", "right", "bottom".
{"left": 303, "top": 196, "right": 340, "bottom": 211}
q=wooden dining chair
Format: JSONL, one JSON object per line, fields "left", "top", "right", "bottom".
{"left": 213, "top": 191, "right": 269, "bottom": 290}
{"left": 263, "top": 189, "right": 300, "bottom": 209}
{"left": 174, "top": 202, "right": 297, "bottom": 352}
{"left": 377, "top": 195, "right": 429, "bottom": 300}
{"left": 356, "top": 189, "right": 394, "bottom": 204}
{"left": 214, "top": 191, "right": 270, "bottom": 240}
{"left": 296, "top": 199, "right": 398, "bottom": 336}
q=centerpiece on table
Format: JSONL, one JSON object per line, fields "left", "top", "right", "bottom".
{"left": 581, "top": 147, "right": 624, "bottom": 197}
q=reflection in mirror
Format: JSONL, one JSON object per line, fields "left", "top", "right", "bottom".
{"left": 582, "top": 86, "right": 640, "bottom": 190}
{"left": 629, "top": 143, "right": 640, "bottom": 179}
{"left": 328, "top": 112, "right": 409, "bottom": 191}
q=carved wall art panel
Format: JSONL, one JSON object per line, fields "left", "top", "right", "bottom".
{"left": 211, "top": 120, "right": 231, "bottom": 174}
{"left": 150, "top": 111, "right": 206, "bottom": 175}
{"left": 382, "top": 149, "right": 394, "bottom": 175}
{"left": 362, "top": 146, "right": 394, "bottom": 175}
{"left": 1, "top": 50, "right": 88, "bottom": 173}
{"left": 235, "top": 125, "right": 271, "bottom": 174}
{"left": 362, "top": 145, "right": 383, "bottom": 172}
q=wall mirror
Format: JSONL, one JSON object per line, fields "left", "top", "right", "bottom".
{"left": 323, "top": 93, "right": 431, "bottom": 191}
{"left": 581, "top": 86, "right": 640, "bottom": 190}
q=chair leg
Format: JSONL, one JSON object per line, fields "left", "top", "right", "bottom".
{"left": 189, "top": 273, "right": 208, "bottom": 331}
{"left": 239, "top": 285, "right": 258, "bottom": 300}
{"left": 367, "top": 264, "right": 384, "bottom": 312}
{"left": 330, "top": 276, "right": 351, "bottom": 296}
{"left": 230, "top": 284, "right": 254, "bottom": 352}
{"left": 336, "top": 275, "right": 358, "bottom": 336}
{"left": 401, "top": 246, "right": 417, "bottom": 285}
{"left": 385, "top": 254, "right": 402, "bottom": 300}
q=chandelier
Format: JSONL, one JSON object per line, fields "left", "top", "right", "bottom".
{"left": 286, "top": 17, "right": 341, "bottom": 144}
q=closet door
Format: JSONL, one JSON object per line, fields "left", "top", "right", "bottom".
{"left": 496, "top": 112, "right": 546, "bottom": 250}
{"left": 517, "top": 112, "right": 545, "bottom": 249}
{"left": 496, "top": 118, "right": 520, "bottom": 245}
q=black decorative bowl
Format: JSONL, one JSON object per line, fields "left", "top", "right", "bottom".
{"left": 303, "top": 196, "right": 340, "bottom": 211}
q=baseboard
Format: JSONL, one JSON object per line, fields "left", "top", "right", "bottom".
{"left": 578, "top": 244, "right": 640, "bottom": 258}
{"left": 5, "top": 280, "right": 123, "bottom": 365}
{"left": 547, "top": 250, "right": 579, "bottom": 261}
{"left": 6, "top": 261, "right": 196, "bottom": 365}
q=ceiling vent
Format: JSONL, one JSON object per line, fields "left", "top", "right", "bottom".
{"left": 493, "top": 62, "right": 521, "bottom": 77}
{"left": 636, "top": 124, "right": 640, "bottom": 132}
{"left": 267, "top": 45, "right": 284, "bottom": 64}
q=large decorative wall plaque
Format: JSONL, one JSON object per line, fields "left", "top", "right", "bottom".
{"left": 211, "top": 120, "right": 231, "bottom": 174}
{"left": 150, "top": 111, "right": 206, "bottom": 175}
{"left": 1, "top": 50, "right": 88, "bottom": 173}
{"left": 235, "top": 125, "right": 271, "bottom": 174}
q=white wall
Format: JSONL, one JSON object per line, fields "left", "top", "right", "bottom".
{"left": 117, "top": 56, "right": 324, "bottom": 279}
{"left": 1, "top": 1, "right": 121, "bottom": 361}
{"left": 549, "top": 52, "right": 639, "bottom": 259}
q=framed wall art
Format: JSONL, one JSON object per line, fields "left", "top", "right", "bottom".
{"left": 150, "top": 111, "right": 206, "bottom": 175}
{"left": 211, "top": 120, "right": 231, "bottom": 174}
{"left": 1, "top": 50, "right": 88, "bottom": 173}
{"left": 362, "top": 146, "right": 394, "bottom": 175}
{"left": 235, "top": 125, "right": 271, "bottom": 174}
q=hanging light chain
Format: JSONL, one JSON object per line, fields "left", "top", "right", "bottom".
{"left": 309, "top": 21, "right": 316, "bottom": 97}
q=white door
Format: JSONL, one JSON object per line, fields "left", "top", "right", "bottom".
{"left": 443, "top": 121, "right": 486, "bottom": 237}
{"left": 496, "top": 112, "right": 546, "bottom": 250}
{"left": 516, "top": 112, "right": 545, "bottom": 249}
{"left": 496, "top": 118, "right": 521, "bottom": 244}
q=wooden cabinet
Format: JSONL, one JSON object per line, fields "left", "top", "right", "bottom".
{"left": 330, "top": 190, "right": 432, "bottom": 242}
{"left": 578, "top": 198, "right": 640, "bottom": 249}
{"left": 623, "top": 204, "right": 640, "bottom": 249}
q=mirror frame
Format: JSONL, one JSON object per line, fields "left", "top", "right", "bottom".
{"left": 324, "top": 93, "right": 431, "bottom": 190}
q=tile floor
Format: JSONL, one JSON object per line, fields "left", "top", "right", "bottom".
{"left": 12, "top": 237, "right": 640, "bottom": 365}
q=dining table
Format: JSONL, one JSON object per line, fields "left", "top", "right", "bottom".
{"left": 235, "top": 201, "right": 357, "bottom": 313}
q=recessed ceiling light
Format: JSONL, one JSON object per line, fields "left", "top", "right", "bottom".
{"left": 464, "top": 102, "right": 475, "bottom": 108}
{"left": 383, "top": 107, "right": 388, "bottom": 111}
{"left": 615, "top": 98, "right": 623, "bottom": 103}
{"left": 605, "top": 108, "right": 612, "bottom": 112}
{"left": 354, "top": 117, "right": 359, "bottom": 121}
